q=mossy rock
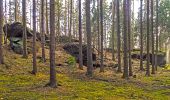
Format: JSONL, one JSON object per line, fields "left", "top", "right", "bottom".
{"left": 11, "top": 37, "right": 40, "bottom": 54}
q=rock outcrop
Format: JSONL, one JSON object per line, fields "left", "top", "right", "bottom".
{"left": 63, "top": 42, "right": 97, "bottom": 66}
{"left": 3, "top": 22, "right": 41, "bottom": 54}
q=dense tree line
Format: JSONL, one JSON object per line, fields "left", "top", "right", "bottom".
{"left": 0, "top": 0, "right": 170, "bottom": 88}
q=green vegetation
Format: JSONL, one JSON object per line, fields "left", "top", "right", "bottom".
{"left": 164, "top": 64, "right": 170, "bottom": 70}
{"left": 0, "top": 49, "right": 169, "bottom": 100}
{"left": 67, "top": 56, "right": 76, "bottom": 66}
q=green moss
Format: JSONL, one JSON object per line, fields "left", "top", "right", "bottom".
{"left": 67, "top": 56, "right": 76, "bottom": 66}
{"left": 164, "top": 64, "right": 170, "bottom": 70}
{"left": 0, "top": 49, "right": 169, "bottom": 100}
{"left": 2, "top": 91, "right": 42, "bottom": 100}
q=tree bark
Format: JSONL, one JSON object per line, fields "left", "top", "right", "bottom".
{"left": 127, "top": 0, "right": 132, "bottom": 76}
{"left": 0, "top": 0, "right": 4, "bottom": 64}
{"left": 22, "top": 0, "right": 28, "bottom": 58}
{"left": 85, "top": 0, "right": 93, "bottom": 77}
{"left": 79, "top": 0, "right": 83, "bottom": 70}
{"left": 9, "top": 0, "right": 12, "bottom": 23}
{"left": 15, "top": 0, "right": 19, "bottom": 22}
{"left": 64, "top": 0, "right": 67, "bottom": 36}
{"left": 32, "top": 0, "right": 37, "bottom": 74}
{"left": 4, "top": 0, "right": 8, "bottom": 44}
{"left": 57, "top": 0, "right": 60, "bottom": 42}
{"left": 112, "top": 0, "right": 115, "bottom": 61}
{"left": 97, "top": 0, "right": 100, "bottom": 57}
{"left": 46, "top": 0, "right": 49, "bottom": 35}
{"left": 67, "top": 0, "right": 70, "bottom": 37}
{"left": 122, "top": 0, "right": 129, "bottom": 79}
{"left": 146, "top": 0, "right": 150, "bottom": 76}
{"left": 155, "top": 0, "right": 159, "bottom": 71}
{"left": 69, "top": 0, "right": 73, "bottom": 42}
{"left": 41, "top": 0, "right": 46, "bottom": 62}
{"left": 151, "top": 0, "right": 155, "bottom": 74}
{"left": 100, "top": 0, "right": 104, "bottom": 72}
{"left": 116, "top": 0, "right": 121, "bottom": 72}
{"left": 48, "top": 0, "right": 57, "bottom": 88}
{"left": 140, "top": 0, "right": 144, "bottom": 71}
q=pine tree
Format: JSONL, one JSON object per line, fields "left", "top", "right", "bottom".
{"left": 85, "top": 0, "right": 93, "bottom": 77}
{"left": 14, "top": 0, "right": 19, "bottom": 22}
{"left": 41, "top": 0, "right": 46, "bottom": 62}
{"left": 122, "top": 0, "right": 129, "bottom": 79}
{"left": 4, "top": 0, "right": 8, "bottom": 44}
{"left": 32, "top": 0, "right": 37, "bottom": 74}
{"left": 79, "top": 0, "right": 83, "bottom": 70}
{"left": 69, "top": 0, "right": 73, "bottom": 41}
{"left": 97, "top": 0, "right": 100, "bottom": 57}
{"left": 140, "top": 0, "right": 144, "bottom": 71}
{"left": 100, "top": 0, "right": 104, "bottom": 72}
{"left": 116, "top": 0, "right": 121, "bottom": 73}
{"left": 22, "top": 0, "right": 28, "bottom": 58}
{"left": 151, "top": 0, "right": 155, "bottom": 74}
{"left": 46, "top": 0, "right": 49, "bottom": 35}
{"left": 127, "top": 0, "right": 132, "bottom": 76}
{"left": 0, "top": 0, "right": 4, "bottom": 64}
{"left": 47, "top": 0, "right": 57, "bottom": 88}
{"left": 155, "top": 0, "right": 159, "bottom": 71}
{"left": 146, "top": 0, "right": 150, "bottom": 76}
{"left": 112, "top": 0, "right": 115, "bottom": 61}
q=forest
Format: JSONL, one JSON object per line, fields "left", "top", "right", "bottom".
{"left": 0, "top": 0, "right": 170, "bottom": 99}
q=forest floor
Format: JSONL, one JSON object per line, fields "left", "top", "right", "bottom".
{"left": 0, "top": 46, "right": 169, "bottom": 100}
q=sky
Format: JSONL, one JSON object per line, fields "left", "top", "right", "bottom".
{"left": 3, "top": 0, "right": 141, "bottom": 30}
{"left": 3, "top": 0, "right": 140, "bottom": 18}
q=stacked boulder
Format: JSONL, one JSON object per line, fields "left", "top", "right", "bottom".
{"left": 63, "top": 42, "right": 97, "bottom": 67}
{"left": 3, "top": 22, "right": 42, "bottom": 54}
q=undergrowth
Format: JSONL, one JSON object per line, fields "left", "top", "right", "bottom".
{"left": 0, "top": 49, "right": 169, "bottom": 100}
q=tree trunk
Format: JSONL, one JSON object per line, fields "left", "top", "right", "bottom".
{"left": 140, "top": 0, "right": 144, "bottom": 71}
{"left": 155, "top": 0, "right": 159, "bottom": 71}
{"left": 46, "top": 0, "right": 49, "bottom": 35}
{"left": 41, "top": 0, "right": 46, "bottom": 62}
{"left": 67, "top": 0, "right": 70, "bottom": 37}
{"left": 48, "top": 0, "right": 57, "bottom": 88}
{"left": 79, "top": 0, "right": 83, "bottom": 70}
{"left": 112, "top": 0, "right": 115, "bottom": 61}
{"left": 30, "top": 5, "right": 32, "bottom": 29}
{"left": 4, "top": 0, "right": 8, "bottom": 44}
{"left": 85, "top": 0, "right": 93, "bottom": 77}
{"left": 116, "top": 0, "right": 121, "bottom": 73}
{"left": 146, "top": 0, "right": 150, "bottom": 76}
{"left": 100, "top": 0, "right": 104, "bottom": 72}
{"left": 97, "top": 0, "right": 100, "bottom": 57}
{"left": 122, "top": 0, "right": 129, "bottom": 79}
{"left": 0, "top": 0, "right": 4, "bottom": 64}
{"left": 151, "top": 0, "right": 155, "bottom": 74}
{"left": 15, "top": 0, "right": 19, "bottom": 22}
{"left": 127, "top": 0, "right": 132, "bottom": 76}
{"left": 32, "top": 0, "right": 37, "bottom": 74}
{"left": 57, "top": 0, "right": 60, "bottom": 42}
{"left": 22, "top": 0, "right": 28, "bottom": 58}
{"left": 69, "top": 0, "right": 73, "bottom": 42}
{"left": 9, "top": 0, "right": 12, "bottom": 23}
{"left": 64, "top": 0, "right": 67, "bottom": 36}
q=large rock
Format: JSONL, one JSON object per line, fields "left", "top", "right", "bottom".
{"left": 150, "top": 53, "right": 166, "bottom": 67}
{"left": 131, "top": 53, "right": 166, "bottom": 67}
{"left": 3, "top": 22, "right": 42, "bottom": 54}
{"left": 58, "top": 36, "right": 79, "bottom": 43}
{"left": 4, "top": 22, "right": 34, "bottom": 38}
{"left": 63, "top": 43, "right": 96, "bottom": 66}
{"left": 3, "top": 22, "right": 49, "bottom": 41}
{"left": 10, "top": 37, "right": 40, "bottom": 54}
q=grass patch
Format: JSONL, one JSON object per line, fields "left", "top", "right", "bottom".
{"left": 0, "top": 48, "right": 169, "bottom": 100}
